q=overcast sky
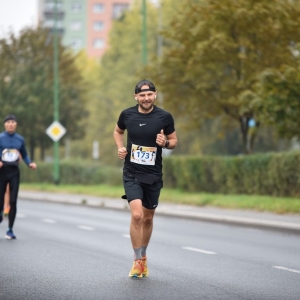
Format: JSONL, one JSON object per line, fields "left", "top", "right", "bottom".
{"left": 0, "top": 0, "right": 38, "bottom": 38}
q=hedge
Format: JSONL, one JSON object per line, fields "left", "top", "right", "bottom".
{"left": 19, "top": 150, "right": 300, "bottom": 197}
{"left": 163, "top": 151, "right": 300, "bottom": 197}
{"left": 20, "top": 160, "right": 123, "bottom": 186}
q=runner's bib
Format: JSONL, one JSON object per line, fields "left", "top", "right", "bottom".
{"left": 130, "top": 144, "right": 157, "bottom": 166}
{"left": 2, "top": 149, "right": 19, "bottom": 162}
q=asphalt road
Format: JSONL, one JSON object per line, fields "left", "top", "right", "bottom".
{"left": 0, "top": 200, "right": 299, "bottom": 300}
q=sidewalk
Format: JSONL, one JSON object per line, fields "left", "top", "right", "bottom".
{"left": 18, "top": 190, "right": 300, "bottom": 233}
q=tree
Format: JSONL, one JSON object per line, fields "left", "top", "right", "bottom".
{"left": 67, "top": 51, "right": 102, "bottom": 159}
{"left": 0, "top": 26, "right": 88, "bottom": 160}
{"left": 148, "top": 0, "right": 300, "bottom": 153}
{"left": 252, "top": 65, "right": 300, "bottom": 140}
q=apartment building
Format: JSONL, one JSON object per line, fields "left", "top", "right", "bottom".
{"left": 38, "top": 0, "right": 131, "bottom": 58}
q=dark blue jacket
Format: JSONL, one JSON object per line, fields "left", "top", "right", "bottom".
{"left": 0, "top": 131, "right": 31, "bottom": 165}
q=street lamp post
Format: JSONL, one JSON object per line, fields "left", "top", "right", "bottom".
{"left": 142, "top": 0, "right": 147, "bottom": 64}
{"left": 53, "top": 0, "right": 60, "bottom": 184}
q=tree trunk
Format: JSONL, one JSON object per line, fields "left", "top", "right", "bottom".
{"left": 239, "top": 116, "right": 249, "bottom": 154}
{"left": 246, "top": 132, "right": 256, "bottom": 154}
{"left": 247, "top": 121, "right": 260, "bottom": 154}
{"left": 250, "top": 133, "right": 256, "bottom": 153}
{"left": 240, "top": 115, "right": 259, "bottom": 154}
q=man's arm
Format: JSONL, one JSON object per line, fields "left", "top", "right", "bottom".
{"left": 165, "top": 131, "right": 178, "bottom": 149}
{"left": 19, "top": 139, "right": 31, "bottom": 165}
{"left": 113, "top": 125, "right": 128, "bottom": 160}
{"left": 20, "top": 139, "right": 37, "bottom": 170}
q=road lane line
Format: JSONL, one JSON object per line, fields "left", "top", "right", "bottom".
{"left": 122, "top": 234, "right": 130, "bottom": 238}
{"left": 42, "top": 218, "right": 56, "bottom": 224}
{"left": 273, "top": 266, "right": 300, "bottom": 274}
{"left": 17, "top": 214, "right": 26, "bottom": 218}
{"left": 77, "top": 225, "right": 95, "bottom": 231}
{"left": 182, "top": 246, "right": 217, "bottom": 255}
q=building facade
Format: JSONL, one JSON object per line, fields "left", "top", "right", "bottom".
{"left": 38, "top": 0, "right": 131, "bottom": 58}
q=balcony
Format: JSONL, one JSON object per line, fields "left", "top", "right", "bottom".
{"left": 44, "top": 11, "right": 65, "bottom": 20}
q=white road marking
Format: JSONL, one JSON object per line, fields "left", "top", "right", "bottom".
{"left": 17, "top": 214, "right": 26, "bottom": 218}
{"left": 122, "top": 234, "right": 130, "bottom": 238}
{"left": 42, "top": 218, "right": 56, "bottom": 224}
{"left": 182, "top": 246, "right": 217, "bottom": 255}
{"left": 273, "top": 266, "right": 300, "bottom": 274}
{"left": 77, "top": 225, "right": 95, "bottom": 231}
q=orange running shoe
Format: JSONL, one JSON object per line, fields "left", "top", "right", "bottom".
{"left": 128, "top": 259, "right": 144, "bottom": 278}
{"left": 142, "top": 256, "right": 148, "bottom": 277}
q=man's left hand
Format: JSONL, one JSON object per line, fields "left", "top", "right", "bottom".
{"left": 156, "top": 129, "right": 166, "bottom": 147}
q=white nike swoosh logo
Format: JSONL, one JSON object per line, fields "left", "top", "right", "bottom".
{"left": 139, "top": 124, "right": 146, "bottom": 126}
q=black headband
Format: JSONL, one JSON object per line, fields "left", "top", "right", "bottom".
{"left": 139, "top": 88, "right": 153, "bottom": 93}
{"left": 135, "top": 79, "right": 156, "bottom": 94}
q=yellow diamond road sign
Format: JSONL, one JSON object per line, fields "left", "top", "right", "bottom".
{"left": 46, "top": 121, "right": 67, "bottom": 142}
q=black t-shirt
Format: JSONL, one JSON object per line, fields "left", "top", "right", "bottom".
{"left": 117, "top": 104, "right": 175, "bottom": 175}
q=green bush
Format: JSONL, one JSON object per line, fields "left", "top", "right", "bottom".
{"left": 20, "top": 150, "right": 300, "bottom": 197}
{"left": 20, "top": 160, "right": 122, "bottom": 186}
{"left": 163, "top": 151, "right": 300, "bottom": 197}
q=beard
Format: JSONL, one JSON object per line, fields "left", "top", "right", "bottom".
{"left": 138, "top": 101, "right": 154, "bottom": 112}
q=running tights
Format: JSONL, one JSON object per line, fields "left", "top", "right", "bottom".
{"left": 0, "top": 166, "right": 20, "bottom": 229}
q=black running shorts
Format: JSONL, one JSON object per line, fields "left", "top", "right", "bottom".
{"left": 123, "top": 175, "right": 163, "bottom": 209}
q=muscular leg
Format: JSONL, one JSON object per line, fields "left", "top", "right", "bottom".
{"left": 142, "top": 207, "right": 155, "bottom": 247}
{"left": 129, "top": 203, "right": 155, "bottom": 248}
{"left": 8, "top": 170, "right": 20, "bottom": 229}
{"left": 129, "top": 199, "right": 144, "bottom": 258}
{"left": 127, "top": 199, "right": 147, "bottom": 277}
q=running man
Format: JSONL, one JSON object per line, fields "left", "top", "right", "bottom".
{"left": 0, "top": 115, "right": 37, "bottom": 239}
{"left": 113, "top": 79, "right": 178, "bottom": 278}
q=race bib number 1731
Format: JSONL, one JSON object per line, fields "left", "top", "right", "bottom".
{"left": 130, "top": 144, "right": 157, "bottom": 166}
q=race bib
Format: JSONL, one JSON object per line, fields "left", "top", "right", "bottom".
{"left": 130, "top": 144, "right": 157, "bottom": 166}
{"left": 2, "top": 149, "right": 19, "bottom": 162}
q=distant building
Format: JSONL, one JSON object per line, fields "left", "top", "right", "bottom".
{"left": 38, "top": 0, "right": 131, "bottom": 58}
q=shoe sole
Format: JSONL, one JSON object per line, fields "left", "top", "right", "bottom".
{"left": 5, "top": 235, "right": 16, "bottom": 240}
{"left": 128, "top": 273, "right": 143, "bottom": 278}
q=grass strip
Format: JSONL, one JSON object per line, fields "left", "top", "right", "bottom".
{"left": 20, "top": 183, "right": 300, "bottom": 214}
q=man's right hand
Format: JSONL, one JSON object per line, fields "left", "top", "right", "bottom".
{"left": 118, "top": 147, "right": 128, "bottom": 160}
{"left": 29, "top": 162, "right": 37, "bottom": 170}
{"left": 0, "top": 161, "right": 3, "bottom": 168}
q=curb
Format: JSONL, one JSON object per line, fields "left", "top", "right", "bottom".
{"left": 18, "top": 192, "right": 300, "bottom": 234}
{"left": 156, "top": 209, "right": 300, "bottom": 233}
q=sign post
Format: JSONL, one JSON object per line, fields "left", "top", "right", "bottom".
{"left": 53, "top": 0, "right": 60, "bottom": 184}
{"left": 46, "top": 121, "right": 66, "bottom": 184}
